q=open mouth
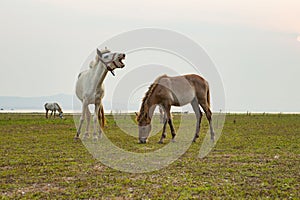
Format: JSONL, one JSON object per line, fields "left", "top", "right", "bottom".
{"left": 118, "top": 54, "right": 125, "bottom": 68}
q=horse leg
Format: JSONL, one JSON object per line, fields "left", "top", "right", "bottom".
{"left": 158, "top": 118, "right": 168, "bottom": 144}
{"left": 83, "top": 108, "right": 91, "bottom": 139}
{"left": 159, "top": 105, "right": 165, "bottom": 124}
{"left": 168, "top": 118, "right": 176, "bottom": 142}
{"left": 50, "top": 110, "right": 53, "bottom": 118}
{"left": 98, "top": 104, "right": 105, "bottom": 130}
{"left": 76, "top": 102, "right": 87, "bottom": 138}
{"left": 93, "top": 103, "right": 100, "bottom": 140}
{"left": 45, "top": 109, "right": 48, "bottom": 119}
{"left": 97, "top": 103, "right": 105, "bottom": 137}
{"left": 191, "top": 99, "right": 203, "bottom": 142}
{"left": 53, "top": 110, "right": 56, "bottom": 118}
{"left": 164, "top": 105, "right": 176, "bottom": 142}
{"left": 200, "top": 102, "right": 215, "bottom": 142}
{"left": 159, "top": 105, "right": 173, "bottom": 143}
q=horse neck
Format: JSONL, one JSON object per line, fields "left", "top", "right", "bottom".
{"left": 90, "top": 62, "right": 108, "bottom": 88}
{"left": 55, "top": 103, "right": 62, "bottom": 112}
{"left": 141, "top": 94, "right": 156, "bottom": 121}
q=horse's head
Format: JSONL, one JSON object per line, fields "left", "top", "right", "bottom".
{"left": 136, "top": 112, "right": 152, "bottom": 144}
{"left": 97, "top": 48, "right": 125, "bottom": 75}
{"left": 59, "top": 111, "right": 64, "bottom": 119}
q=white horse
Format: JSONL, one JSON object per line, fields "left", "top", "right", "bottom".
{"left": 75, "top": 48, "right": 126, "bottom": 140}
{"left": 44, "top": 103, "right": 63, "bottom": 119}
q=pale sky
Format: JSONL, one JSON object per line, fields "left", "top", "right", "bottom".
{"left": 0, "top": 0, "right": 300, "bottom": 112}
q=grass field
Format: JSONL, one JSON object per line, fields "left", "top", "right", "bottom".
{"left": 0, "top": 113, "right": 299, "bottom": 199}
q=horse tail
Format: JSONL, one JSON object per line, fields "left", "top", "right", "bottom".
{"left": 207, "top": 85, "right": 211, "bottom": 109}
{"left": 44, "top": 103, "right": 48, "bottom": 110}
{"left": 98, "top": 106, "right": 105, "bottom": 128}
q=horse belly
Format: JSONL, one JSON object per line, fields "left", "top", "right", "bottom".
{"left": 159, "top": 77, "right": 195, "bottom": 106}
{"left": 170, "top": 84, "right": 195, "bottom": 106}
{"left": 172, "top": 91, "right": 195, "bottom": 106}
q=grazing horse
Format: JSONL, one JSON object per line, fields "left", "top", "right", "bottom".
{"left": 136, "top": 74, "right": 214, "bottom": 144}
{"left": 75, "top": 48, "right": 126, "bottom": 140}
{"left": 44, "top": 103, "right": 63, "bottom": 119}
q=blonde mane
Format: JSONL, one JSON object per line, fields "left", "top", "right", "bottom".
{"left": 137, "top": 75, "right": 167, "bottom": 122}
{"left": 89, "top": 48, "right": 111, "bottom": 68}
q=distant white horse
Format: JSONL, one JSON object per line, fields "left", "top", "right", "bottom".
{"left": 44, "top": 103, "right": 63, "bottom": 119}
{"left": 75, "top": 48, "right": 126, "bottom": 140}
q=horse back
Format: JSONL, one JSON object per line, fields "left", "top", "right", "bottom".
{"left": 184, "top": 74, "right": 210, "bottom": 104}
{"left": 155, "top": 75, "right": 195, "bottom": 106}
{"left": 155, "top": 74, "right": 209, "bottom": 106}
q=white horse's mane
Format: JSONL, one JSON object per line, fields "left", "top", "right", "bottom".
{"left": 89, "top": 48, "right": 111, "bottom": 68}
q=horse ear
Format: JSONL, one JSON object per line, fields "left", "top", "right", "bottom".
{"left": 96, "top": 48, "right": 102, "bottom": 57}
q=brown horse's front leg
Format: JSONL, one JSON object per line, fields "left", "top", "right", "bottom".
{"left": 159, "top": 119, "right": 168, "bottom": 143}
{"left": 168, "top": 118, "right": 176, "bottom": 142}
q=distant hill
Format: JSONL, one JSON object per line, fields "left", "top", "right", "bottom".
{"left": 0, "top": 94, "right": 180, "bottom": 113}
{"left": 0, "top": 94, "right": 124, "bottom": 112}
{"left": 0, "top": 94, "right": 74, "bottom": 111}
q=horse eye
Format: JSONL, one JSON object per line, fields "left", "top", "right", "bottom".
{"left": 104, "top": 55, "right": 109, "bottom": 58}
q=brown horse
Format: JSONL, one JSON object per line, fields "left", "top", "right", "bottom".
{"left": 136, "top": 74, "right": 214, "bottom": 144}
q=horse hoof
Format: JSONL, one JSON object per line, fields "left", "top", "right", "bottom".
{"left": 74, "top": 136, "right": 80, "bottom": 140}
{"left": 82, "top": 134, "right": 90, "bottom": 141}
{"left": 158, "top": 141, "right": 163, "bottom": 144}
{"left": 171, "top": 139, "right": 176, "bottom": 143}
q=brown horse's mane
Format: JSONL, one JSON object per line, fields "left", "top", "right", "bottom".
{"left": 137, "top": 74, "right": 167, "bottom": 122}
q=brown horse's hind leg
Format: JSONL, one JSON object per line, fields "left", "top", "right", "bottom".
{"left": 164, "top": 105, "right": 176, "bottom": 142}
{"left": 200, "top": 102, "right": 215, "bottom": 141}
{"left": 168, "top": 118, "right": 176, "bottom": 142}
{"left": 191, "top": 99, "right": 203, "bottom": 142}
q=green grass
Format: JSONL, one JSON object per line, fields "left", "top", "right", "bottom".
{"left": 0, "top": 113, "right": 299, "bottom": 199}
